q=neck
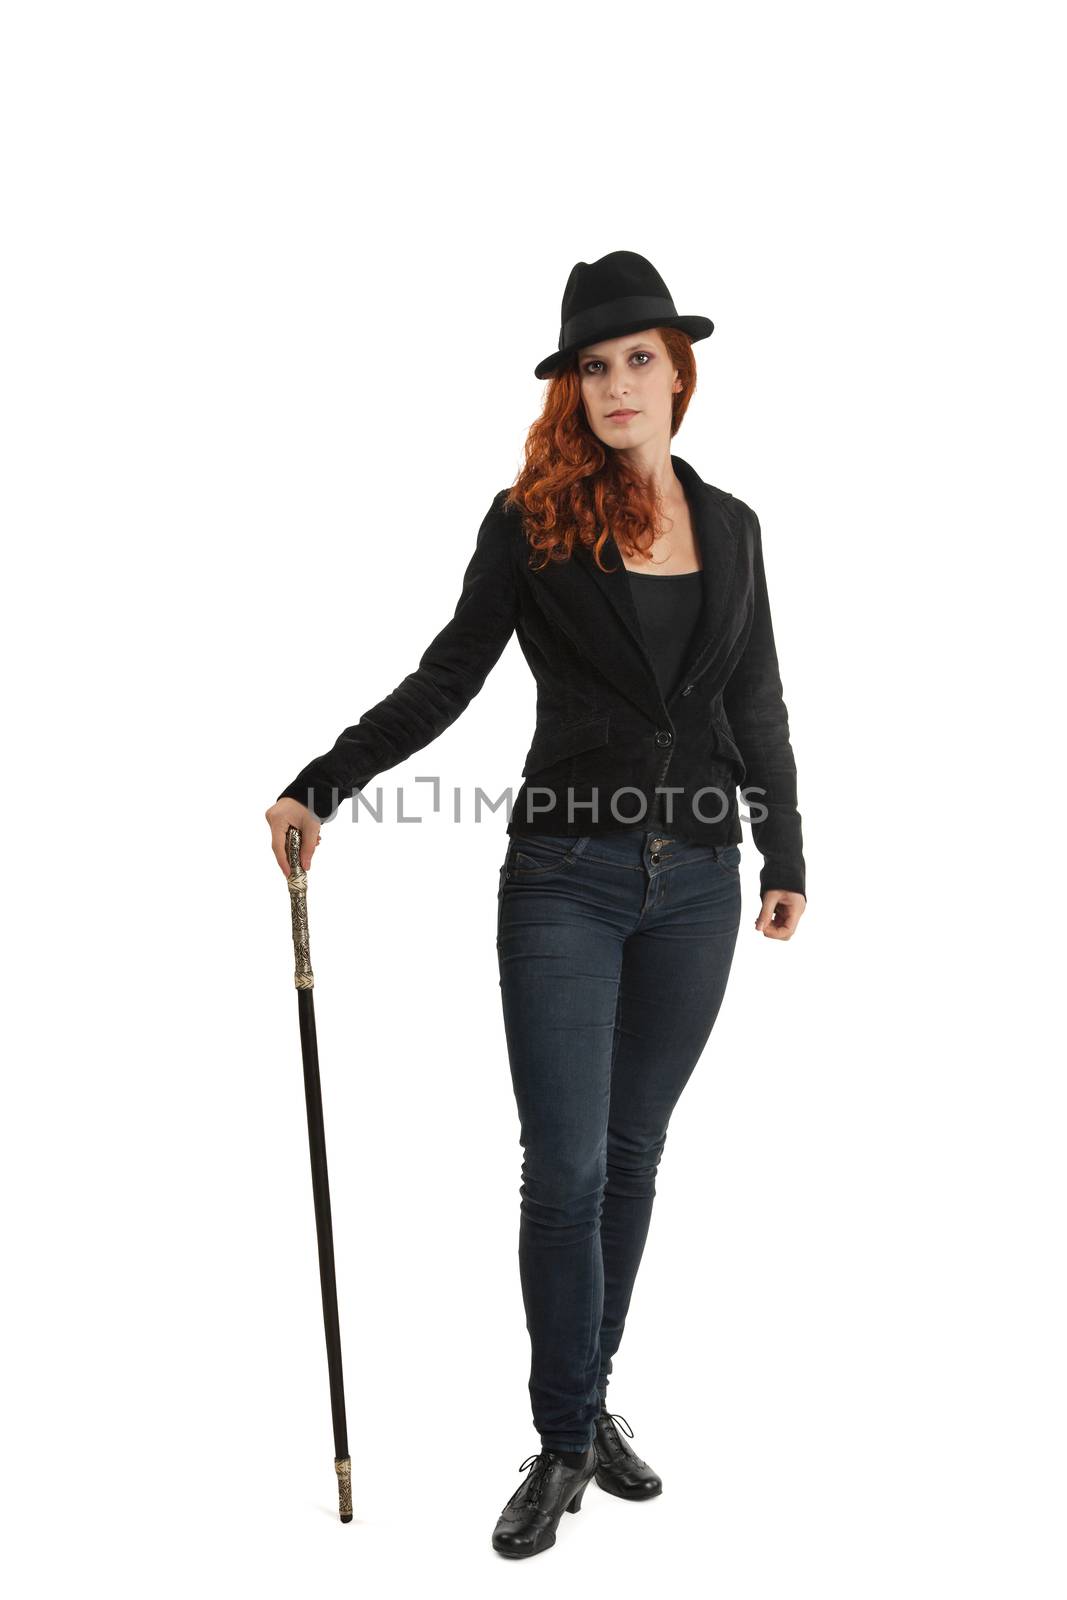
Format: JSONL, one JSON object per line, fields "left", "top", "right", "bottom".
{"left": 618, "top": 439, "right": 682, "bottom": 505}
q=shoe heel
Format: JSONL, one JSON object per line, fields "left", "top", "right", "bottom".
{"left": 566, "top": 1478, "right": 589, "bottom": 1514}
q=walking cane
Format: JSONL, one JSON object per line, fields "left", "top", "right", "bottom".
{"left": 284, "top": 823, "right": 353, "bottom": 1523}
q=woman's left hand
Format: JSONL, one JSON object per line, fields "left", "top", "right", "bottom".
{"left": 755, "top": 890, "right": 806, "bottom": 940}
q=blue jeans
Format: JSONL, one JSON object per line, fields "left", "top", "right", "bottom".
{"left": 496, "top": 826, "right": 743, "bottom": 1453}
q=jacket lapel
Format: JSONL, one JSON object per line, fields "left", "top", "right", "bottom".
{"left": 538, "top": 452, "right": 741, "bottom": 721}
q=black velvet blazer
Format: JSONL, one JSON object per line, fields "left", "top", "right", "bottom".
{"left": 278, "top": 453, "right": 806, "bottom": 899}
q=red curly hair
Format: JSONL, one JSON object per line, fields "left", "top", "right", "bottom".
{"left": 504, "top": 326, "right": 698, "bottom": 573}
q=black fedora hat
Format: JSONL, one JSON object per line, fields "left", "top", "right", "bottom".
{"left": 534, "top": 249, "right": 713, "bottom": 380}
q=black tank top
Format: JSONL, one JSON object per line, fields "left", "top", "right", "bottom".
{"left": 626, "top": 569, "right": 703, "bottom": 703}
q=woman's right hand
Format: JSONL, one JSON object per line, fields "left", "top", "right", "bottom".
{"left": 266, "top": 797, "right": 324, "bottom": 878}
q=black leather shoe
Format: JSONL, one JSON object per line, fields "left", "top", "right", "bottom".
{"left": 593, "top": 1409, "right": 663, "bottom": 1499}
{"left": 492, "top": 1445, "right": 597, "bottom": 1558}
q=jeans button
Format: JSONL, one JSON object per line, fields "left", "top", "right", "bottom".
{"left": 650, "top": 851, "right": 661, "bottom": 863}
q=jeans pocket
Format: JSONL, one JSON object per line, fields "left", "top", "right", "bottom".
{"left": 506, "top": 832, "right": 590, "bottom": 877}
{"left": 714, "top": 843, "right": 742, "bottom": 873}
{"left": 497, "top": 861, "right": 508, "bottom": 941}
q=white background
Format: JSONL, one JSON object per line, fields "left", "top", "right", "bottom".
{"left": 2, "top": 2, "right": 1062, "bottom": 1594}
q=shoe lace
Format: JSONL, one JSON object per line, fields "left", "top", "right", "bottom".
{"left": 601, "top": 1410, "right": 634, "bottom": 1440}
{"left": 515, "top": 1450, "right": 555, "bottom": 1507}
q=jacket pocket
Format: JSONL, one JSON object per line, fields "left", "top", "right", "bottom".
{"left": 712, "top": 717, "right": 747, "bottom": 781}
{"left": 521, "top": 711, "right": 612, "bottom": 777}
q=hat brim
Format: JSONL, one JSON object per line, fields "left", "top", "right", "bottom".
{"left": 534, "top": 314, "right": 714, "bottom": 380}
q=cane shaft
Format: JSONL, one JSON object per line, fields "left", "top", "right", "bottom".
{"left": 285, "top": 825, "right": 352, "bottom": 1522}
{"left": 297, "top": 987, "right": 350, "bottom": 1456}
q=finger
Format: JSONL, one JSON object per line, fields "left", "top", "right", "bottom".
{"left": 755, "top": 896, "right": 776, "bottom": 933}
{"left": 769, "top": 902, "right": 799, "bottom": 938}
{"left": 301, "top": 825, "right": 322, "bottom": 872}
{"left": 271, "top": 823, "right": 291, "bottom": 878}
{"left": 756, "top": 902, "right": 787, "bottom": 935}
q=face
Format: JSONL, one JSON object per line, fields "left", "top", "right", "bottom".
{"left": 576, "top": 328, "right": 682, "bottom": 452}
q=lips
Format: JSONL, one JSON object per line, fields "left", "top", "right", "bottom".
{"left": 607, "top": 410, "right": 638, "bottom": 420}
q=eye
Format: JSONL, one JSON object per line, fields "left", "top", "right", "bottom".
{"left": 581, "top": 352, "right": 653, "bottom": 375}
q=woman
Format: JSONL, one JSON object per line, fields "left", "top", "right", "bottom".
{"left": 266, "top": 250, "right": 806, "bottom": 1558}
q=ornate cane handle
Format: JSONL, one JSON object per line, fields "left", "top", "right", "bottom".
{"left": 285, "top": 825, "right": 315, "bottom": 990}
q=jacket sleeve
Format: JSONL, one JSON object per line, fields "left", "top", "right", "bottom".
{"left": 722, "top": 505, "right": 806, "bottom": 900}
{"left": 277, "top": 491, "right": 520, "bottom": 821}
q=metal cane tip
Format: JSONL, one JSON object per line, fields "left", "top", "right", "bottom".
{"left": 335, "top": 1456, "right": 353, "bottom": 1521}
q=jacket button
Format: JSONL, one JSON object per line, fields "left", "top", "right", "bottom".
{"left": 655, "top": 729, "right": 673, "bottom": 747}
